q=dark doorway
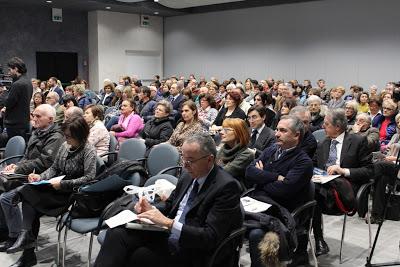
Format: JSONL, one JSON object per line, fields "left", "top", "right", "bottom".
{"left": 36, "top": 52, "right": 78, "bottom": 83}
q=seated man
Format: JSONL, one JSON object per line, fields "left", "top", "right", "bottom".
{"left": 348, "top": 112, "right": 380, "bottom": 154}
{"left": 0, "top": 104, "right": 64, "bottom": 254}
{"left": 312, "top": 108, "right": 372, "bottom": 256}
{"left": 290, "top": 106, "right": 318, "bottom": 159}
{"left": 94, "top": 133, "right": 242, "bottom": 267}
{"left": 45, "top": 91, "right": 64, "bottom": 124}
{"left": 63, "top": 106, "right": 83, "bottom": 122}
{"left": 245, "top": 115, "right": 313, "bottom": 267}
{"left": 247, "top": 105, "right": 276, "bottom": 157}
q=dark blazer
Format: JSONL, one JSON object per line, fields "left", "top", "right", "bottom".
{"left": 160, "top": 166, "right": 242, "bottom": 267}
{"left": 250, "top": 125, "right": 276, "bottom": 157}
{"left": 314, "top": 132, "right": 373, "bottom": 189}
{"left": 300, "top": 131, "right": 318, "bottom": 159}
{"left": 310, "top": 113, "right": 324, "bottom": 132}
{"left": 100, "top": 92, "right": 115, "bottom": 107}
{"left": 169, "top": 94, "right": 185, "bottom": 112}
{"left": 213, "top": 106, "right": 247, "bottom": 126}
{"left": 246, "top": 144, "right": 313, "bottom": 212}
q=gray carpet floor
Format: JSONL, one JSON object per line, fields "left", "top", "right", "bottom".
{"left": 0, "top": 214, "right": 399, "bottom": 266}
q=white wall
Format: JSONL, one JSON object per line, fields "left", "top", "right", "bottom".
{"left": 88, "top": 11, "right": 163, "bottom": 90}
{"left": 164, "top": 0, "right": 400, "bottom": 89}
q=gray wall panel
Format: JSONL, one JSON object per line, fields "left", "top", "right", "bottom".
{"left": 164, "top": 0, "right": 400, "bottom": 89}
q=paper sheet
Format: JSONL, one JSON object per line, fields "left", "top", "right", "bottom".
{"left": 105, "top": 210, "right": 139, "bottom": 228}
{"left": 241, "top": 196, "right": 272, "bottom": 213}
{"left": 312, "top": 174, "right": 340, "bottom": 184}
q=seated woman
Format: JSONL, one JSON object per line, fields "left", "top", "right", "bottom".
{"left": 210, "top": 91, "right": 246, "bottom": 132}
{"left": 327, "top": 86, "right": 346, "bottom": 109}
{"left": 100, "top": 81, "right": 115, "bottom": 107}
{"left": 105, "top": 86, "right": 133, "bottom": 130}
{"left": 62, "top": 94, "right": 78, "bottom": 110}
{"left": 7, "top": 116, "right": 96, "bottom": 265}
{"left": 84, "top": 104, "right": 110, "bottom": 156}
{"left": 254, "top": 92, "right": 276, "bottom": 128}
{"left": 73, "top": 84, "right": 92, "bottom": 109}
{"left": 167, "top": 100, "right": 203, "bottom": 152}
{"left": 307, "top": 95, "right": 325, "bottom": 132}
{"left": 345, "top": 100, "right": 358, "bottom": 126}
{"left": 197, "top": 93, "right": 218, "bottom": 131}
{"left": 348, "top": 113, "right": 380, "bottom": 153}
{"left": 272, "top": 98, "right": 297, "bottom": 130}
{"left": 140, "top": 100, "right": 174, "bottom": 150}
{"left": 376, "top": 99, "right": 397, "bottom": 151}
{"left": 110, "top": 99, "right": 144, "bottom": 145}
{"left": 357, "top": 92, "right": 370, "bottom": 113}
{"left": 216, "top": 118, "right": 254, "bottom": 188}
{"left": 371, "top": 113, "right": 400, "bottom": 223}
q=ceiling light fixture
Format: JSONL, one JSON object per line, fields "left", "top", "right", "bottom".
{"left": 105, "top": 6, "right": 111, "bottom": 9}
{"left": 154, "top": 11, "right": 159, "bottom": 15}
{"left": 46, "top": 0, "right": 52, "bottom": 3}
{"left": 154, "top": 0, "right": 159, "bottom": 2}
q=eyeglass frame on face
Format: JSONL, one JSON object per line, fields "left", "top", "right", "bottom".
{"left": 383, "top": 106, "right": 395, "bottom": 111}
{"left": 181, "top": 154, "right": 211, "bottom": 167}
{"left": 220, "top": 128, "right": 234, "bottom": 133}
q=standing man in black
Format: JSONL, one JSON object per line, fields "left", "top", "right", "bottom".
{"left": 94, "top": 133, "right": 242, "bottom": 267}
{"left": 3, "top": 57, "right": 33, "bottom": 141}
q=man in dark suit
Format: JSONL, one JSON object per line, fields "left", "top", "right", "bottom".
{"left": 312, "top": 108, "right": 372, "bottom": 256}
{"left": 248, "top": 106, "right": 275, "bottom": 157}
{"left": 245, "top": 115, "right": 313, "bottom": 267}
{"left": 94, "top": 133, "right": 242, "bottom": 267}
{"left": 169, "top": 82, "right": 185, "bottom": 124}
{"left": 48, "top": 77, "right": 64, "bottom": 103}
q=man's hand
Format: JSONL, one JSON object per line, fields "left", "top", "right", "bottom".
{"left": 4, "top": 164, "right": 16, "bottom": 173}
{"left": 255, "top": 160, "right": 264, "bottom": 170}
{"left": 137, "top": 208, "right": 173, "bottom": 228}
{"left": 327, "top": 165, "right": 345, "bottom": 175}
{"left": 49, "top": 178, "right": 61, "bottom": 190}
{"left": 28, "top": 174, "right": 41, "bottom": 183}
{"left": 134, "top": 197, "right": 153, "bottom": 214}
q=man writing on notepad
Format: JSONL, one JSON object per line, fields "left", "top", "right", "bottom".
{"left": 311, "top": 108, "right": 372, "bottom": 257}
{"left": 0, "top": 104, "right": 64, "bottom": 254}
{"left": 94, "top": 133, "right": 242, "bottom": 267}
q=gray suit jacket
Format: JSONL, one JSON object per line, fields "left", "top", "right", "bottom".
{"left": 250, "top": 126, "right": 276, "bottom": 157}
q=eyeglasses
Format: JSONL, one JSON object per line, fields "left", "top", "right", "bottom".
{"left": 181, "top": 154, "right": 210, "bottom": 167}
{"left": 383, "top": 107, "right": 395, "bottom": 111}
{"left": 221, "top": 128, "right": 234, "bottom": 133}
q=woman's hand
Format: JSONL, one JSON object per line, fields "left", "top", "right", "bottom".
{"left": 28, "top": 174, "right": 41, "bottom": 183}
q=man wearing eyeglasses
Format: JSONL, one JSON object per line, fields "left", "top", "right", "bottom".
{"left": 95, "top": 133, "right": 242, "bottom": 267}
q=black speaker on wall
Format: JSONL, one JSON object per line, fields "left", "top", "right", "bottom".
{"left": 36, "top": 52, "right": 78, "bottom": 83}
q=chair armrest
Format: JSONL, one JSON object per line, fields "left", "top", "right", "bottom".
{"left": 291, "top": 200, "right": 317, "bottom": 219}
{"left": 0, "top": 155, "right": 24, "bottom": 165}
{"left": 356, "top": 181, "right": 374, "bottom": 204}
{"left": 136, "top": 158, "right": 147, "bottom": 162}
{"left": 241, "top": 187, "right": 255, "bottom": 197}
{"left": 99, "top": 151, "right": 118, "bottom": 158}
{"left": 157, "top": 166, "right": 182, "bottom": 175}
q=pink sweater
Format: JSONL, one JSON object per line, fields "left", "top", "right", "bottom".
{"left": 115, "top": 113, "right": 144, "bottom": 140}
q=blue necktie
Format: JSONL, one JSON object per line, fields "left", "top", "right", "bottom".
{"left": 326, "top": 139, "right": 339, "bottom": 168}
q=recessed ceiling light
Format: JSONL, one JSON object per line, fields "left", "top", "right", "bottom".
{"left": 154, "top": 11, "right": 159, "bottom": 15}
{"left": 154, "top": 0, "right": 159, "bottom": 2}
{"left": 46, "top": 0, "right": 52, "bottom": 3}
{"left": 105, "top": 6, "right": 111, "bottom": 9}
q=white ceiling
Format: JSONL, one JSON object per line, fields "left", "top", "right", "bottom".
{"left": 158, "top": 0, "right": 246, "bottom": 9}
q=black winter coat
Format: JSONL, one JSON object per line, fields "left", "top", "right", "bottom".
{"left": 15, "top": 124, "right": 65, "bottom": 174}
{"left": 140, "top": 116, "right": 174, "bottom": 148}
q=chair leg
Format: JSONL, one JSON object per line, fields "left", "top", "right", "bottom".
{"left": 308, "top": 217, "right": 318, "bottom": 267}
{"left": 57, "top": 228, "right": 63, "bottom": 266}
{"left": 87, "top": 232, "right": 94, "bottom": 267}
{"left": 62, "top": 226, "right": 69, "bottom": 267}
{"left": 339, "top": 214, "right": 347, "bottom": 264}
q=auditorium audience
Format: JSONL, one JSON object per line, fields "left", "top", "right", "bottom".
{"left": 216, "top": 118, "right": 254, "bottom": 188}
{"left": 110, "top": 99, "right": 144, "bottom": 145}
{"left": 140, "top": 100, "right": 174, "bottom": 149}
{"left": 167, "top": 100, "right": 203, "bottom": 152}
{"left": 83, "top": 104, "right": 110, "bottom": 156}
{"left": 94, "top": 133, "right": 242, "bottom": 267}
{"left": 6, "top": 115, "right": 96, "bottom": 266}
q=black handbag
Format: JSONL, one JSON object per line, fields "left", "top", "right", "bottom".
{"left": 0, "top": 173, "right": 28, "bottom": 192}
